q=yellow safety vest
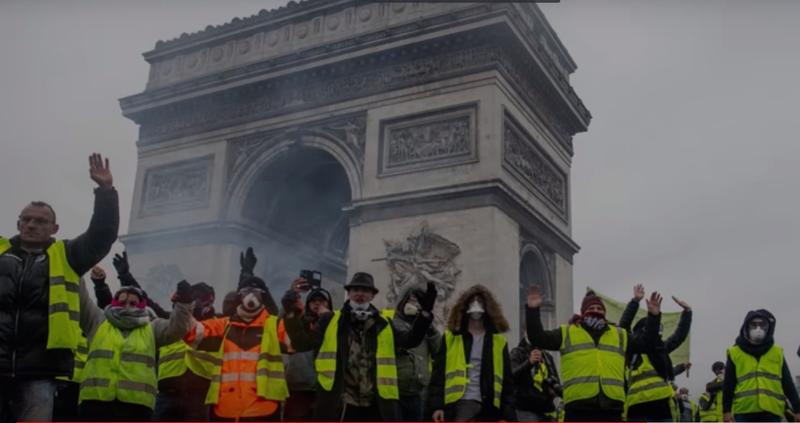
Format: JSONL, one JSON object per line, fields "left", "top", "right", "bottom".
{"left": 559, "top": 323, "right": 627, "bottom": 405}
{"left": 315, "top": 310, "right": 399, "bottom": 399}
{"left": 443, "top": 330, "right": 506, "bottom": 408}
{"left": 624, "top": 354, "right": 678, "bottom": 420}
{"left": 157, "top": 340, "right": 221, "bottom": 381}
{"left": 0, "top": 238, "right": 81, "bottom": 350}
{"left": 532, "top": 359, "right": 548, "bottom": 392}
{"left": 57, "top": 335, "right": 89, "bottom": 383}
{"left": 79, "top": 321, "right": 158, "bottom": 409}
{"left": 698, "top": 388, "right": 724, "bottom": 422}
{"left": 204, "top": 315, "right": 288, "bottom": 404}
{"left": 728, "top": 344, "right": 786, "bottom": 417}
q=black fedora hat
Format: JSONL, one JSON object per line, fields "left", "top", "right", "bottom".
{"left": 344, "top": 272, "right": 378, "bottom": 294}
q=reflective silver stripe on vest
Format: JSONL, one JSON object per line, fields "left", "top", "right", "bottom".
{"left": 256, "top": 368, "right": 285, "bottom": 379}
{"left": 445, "top": 385, "right": 465, "bottom": 395}
{"left": 82, "top": 377, "right": 110, "bottom": 388}
{"left": 562, "top": 375, "right": 600, "bottom": 388}
{"left": 121, "top": 352, "right": 155, "bottom": 367}
{"left": 118, "top": 380, "right": 158, "bottom": 396}
{"left": 159, "top": 352, "right": 185, "bottom": 363}
{"left": 376, "top": 357, "right": 396, "bottom": 366}
{"left": 88, "top": 350, "right": 115, "bottom": 360}
{"left": 258, "top": 352, "right": 282, "bottom": 362}
{"left": 446, "top": 370, "right": 466, "bottom": 380}
{"left": 734, "top": 389, "right": 785, "bottom": 401}
{"left": 318, "top": 370, "right": 335, "bottom": 379}
{"left": 601, "top": 378, "right": 625, "bottom": 387}
{"left": 49, "top": 303, "right": 80, "bottom": 322}
{"left": 377, "top": 377, "right": 397, "bottom": 386}
{"left": 189, "top": 350, "right": 223, "bottom": 365}
{"left": 223, "top": 351, "right": 260, "bottom": 361}
{"left": 562, "top": 343, "right": 596, "bottom": 354}
{"left": 51, "top": 278, "right": 80, "bottom": 294}
{"left": 737, "top": 372, "right": 782, "bottom": 383}
{"left": 597, "top": 344, "right": 622, "bottom": 354}
{"left": 215, "top": 372, "right": 257, "bottom": 382}
{"left": 317, "top": 352, "right": 337, "bottom": 360}
{"left": 628, "top": 380, "right": 671, "bottom": 395}
{"left": 630, "top": 370, "right": 660, "bottom": 384}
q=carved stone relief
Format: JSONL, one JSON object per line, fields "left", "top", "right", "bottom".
{"left": 503, "top": 114, "right": 567, "bottom": 215}
{"left": 377, "top": 222, "right": 461, "bottom": 327}
{"left": 140, "top": 155, "right": 214, "bottom": 216}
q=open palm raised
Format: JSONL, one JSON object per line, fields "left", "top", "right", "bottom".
{"left": 89, "top": 153, "right": 113, "bottom": 188}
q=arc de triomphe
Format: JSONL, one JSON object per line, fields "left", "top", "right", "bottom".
{"left": 119, "top": 0, "right": 591, "bottom": 340}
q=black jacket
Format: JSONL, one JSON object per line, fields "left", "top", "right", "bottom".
{"left": 722, "top": 309, "right": 800, "bottom": 415}
{"left": 0, "top": 187, "right": 118, "bottom": 378}
{"left": 285, "top": 301, "right": 432, "bottom": 421}
{"left": 525, "top": 305, "right": 660, "bottom": 415}
{"left": 510, "top": 338, "right": 561, "bottom": 414}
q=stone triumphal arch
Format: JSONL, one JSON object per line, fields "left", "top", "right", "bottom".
{"left": 120, "top": 0, "right": 591, "bottom": 340}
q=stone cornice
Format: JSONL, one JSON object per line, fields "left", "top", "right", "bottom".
{"left": 123, "top": 28, "right": 582, "bottom": 154}
{"left": 122, "top": 2, "right": 589, "bottom": 131}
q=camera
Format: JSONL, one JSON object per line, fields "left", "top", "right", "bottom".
{"left": 300, "top": 270, "right": 322, "bottom": 288}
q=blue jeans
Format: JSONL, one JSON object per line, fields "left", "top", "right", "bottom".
{"left": 0, "top": 378, "right": 58, "bottom": 422}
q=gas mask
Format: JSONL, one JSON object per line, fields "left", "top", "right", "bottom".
{"left": 351, "top": 301, "right": 373, "bottom": 321}
{"left": 239, "top": 288, "right": 264, "bottom": 312}
{"left": 467, "top": 299, "right": 484, "bottom": 320}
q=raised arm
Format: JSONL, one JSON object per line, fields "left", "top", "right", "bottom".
{"left": 89, "top": 266, "right": 113, "bottom": 309}
{"left": 152, "top": 281, "right": 194, "bottom": 346}
{"left": 619, "top": 283, "right": 645, "bottom": 331}
{"left": 525, "top": 287, "right": 562, "bottom": 350}
{"left": 627, "top": 291, "right": 662, "bottom": 354}
{"left": 65, "top": 154, "right": 119, "bottom": 275}
{"left": 664, "top": 296, "right": 692, "bottom": 352}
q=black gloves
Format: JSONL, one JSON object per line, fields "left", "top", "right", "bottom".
{"left": 174, "top": 280, "right": 193, "bottom": 304}
{"left": 113, "top": 252, "right": 130, "bottom": 276}
{"left": 240, "top": 247, "right": 257, "bottom": 277}
{"left": 420, "top": 281, "right": 437, "bottom": 312}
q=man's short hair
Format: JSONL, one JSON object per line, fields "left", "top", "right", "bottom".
{"left": 23, "top": 201, "right": 57, "bottom": 223}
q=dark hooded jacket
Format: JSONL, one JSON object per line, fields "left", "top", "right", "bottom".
{"left": 510, "top": 337, "right": 561, "bottom": 414}
{"left": 285, "top": 298, "right": 432, "bottom": 421}
{"left": 0, "top": 187, "right": 118, "bottom": 378}
{"left": 283, "top": 287, "right": 333, "bottom": 392}
{"left": 623, "top": 305, "right": 692, "bottom": 419}
{"left": 429, "top": 285, "right": 516, "bottom": 421}
{"left": 525, "top": 299, "right": 661, "bottom": 416}
{"left": 722, "top": 309, "right": 800, "bottom": 415}
{"left": 392, "top": 284, "right": 442, "bottom": 398}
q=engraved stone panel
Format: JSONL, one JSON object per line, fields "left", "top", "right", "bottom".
{"left": 379, "top": 105, "right": 477, "bottom": 176}
{"left": 140, "top": 155, "right": 214, "bottom": 216}
{"left": 503, "top": 113, "right": 567, "bottom": 215}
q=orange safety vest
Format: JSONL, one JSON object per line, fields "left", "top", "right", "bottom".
{"left": 185, "top": 310, "right": 287, "bottom": 419}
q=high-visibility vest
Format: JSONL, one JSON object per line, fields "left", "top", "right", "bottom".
{"left": 57, "top": 335, "right": 89, "bottom": 383}
{"left": 728, "top": 344, "right": 786, "bottom": 417}
{"left": 698, "top": 388, "right": 723, "bottom": 422}
{"left": 0, "top": 238, "right": 81, "bottom": 350}
{"left": 443, "top": 330, "right": 507, "bottom": 408}
{"left": 624, "top": 354, "right": 677, "bottom": 420}
{"left": 204, "top": 315, "right": 288, "bottom": 404}
{"left": 315, "top": 310, "right": 399, "bottom": 400}
{"left": 79, "top": 321, "right": 158, "bottom": 409}
{"left": 559, "top": 323, "right": 627, "bottom": 405}
{"left": 157, "top": 340, "right": 221, "bottom": 381}
{"left": 532, "top": 359, "right": 548, "bottom": 393}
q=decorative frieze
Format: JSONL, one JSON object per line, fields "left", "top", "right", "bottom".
{"left": 140, "top": 155, "right": 214, "bottom": 216}
{"left": 503, "top": 114, "right": 567, "bottom": 216}
{"left": 379, "top": 105, "right": 477, "bottom": 176}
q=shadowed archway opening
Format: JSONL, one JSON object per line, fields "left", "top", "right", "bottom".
{"left": 520, "top": 247, "right": 555, "bottom": 336}
{"left": 241, "top": 146, "right": 351, "bottom": 295}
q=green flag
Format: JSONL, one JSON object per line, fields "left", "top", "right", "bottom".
{"left": 589, "top": 287, "right": 690, "bottom": 366}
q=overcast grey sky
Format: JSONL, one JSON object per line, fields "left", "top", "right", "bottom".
{"left": 2, "top": 0, "right": 799, "bottom": 398}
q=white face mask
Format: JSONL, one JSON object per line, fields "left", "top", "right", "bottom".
{"left": 351, "top": 301, "right": 370, "bottom": 311}
{"left": 467, "top": 299, "right": 484, "bottom": 320}
{"left": 749, "top": 327, "right": 766, "bottom": 343}
{"left": 403, "top": 302, "right": 419, "bottom": 316}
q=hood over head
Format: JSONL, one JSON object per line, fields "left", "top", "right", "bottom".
{"left": 735, "top": 309, "right": 776, "bottom": 356}
{"left": 447, "top": 284, "right": 509, "bottom": 333}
